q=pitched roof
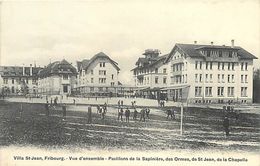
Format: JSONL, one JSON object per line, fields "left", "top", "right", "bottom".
{"left": 38, "top": 59, "right": 77, "bottom": 78}
{"left": 77, "top": 52, "right": 120, "bottom": 71}
{"left": 165, "top": 43, "right": 257, "bottom": 62}
{"left": 0, "top": 66, "right": 42, "bottom": 77}
{"left": 132, "top": 54, "right": 168, "bottom": 71}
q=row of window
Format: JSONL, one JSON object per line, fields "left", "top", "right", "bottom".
{"left": 195, "top": 61, "right": 248, "bottom": 70}
{"left": 202, "top": 50, "right": 235, "bottom": 58}
{"left": 195, "top": 86, "right": 248, "bottom": 97}
{"left": 171, "top": 74, "right": 188, "bottom": 84}
{"left": 135, "top": 67, "right": 167, "bottom": 75}
{"left": 195, "top": 74, "right": 248, "bottom": 83}
{"left": 3, "top": 78, "right": 37, "bottom": 85}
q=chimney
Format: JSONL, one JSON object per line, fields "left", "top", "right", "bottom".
{"left": 22, "top": 64, "right": 25, "bottom": 76}
{"left": 211, "top": 41, "right": 214, "bottom": 46}
{"left": 194, "top": 41, "right": 197, "bottom": 44}
{"left": 30, "top": 64, "right": 32, "bottom": 76}
{"left": 231, "top": 39, "right": 234, "bottom": 48}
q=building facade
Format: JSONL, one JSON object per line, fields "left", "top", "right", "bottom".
{"left": 38, "top": 59, "right": 77, "bottom": 95}
{"left": 74, "top": 52, "right": 122, "bottom": 97}
{"left": 164, "top": 40, "right": 257, "bottom": 104}
{"left": 132, "top": 49, "right": 168, "bottom": 99}
{"left": 0, "top": 65, "right": 42, "bottom": 96}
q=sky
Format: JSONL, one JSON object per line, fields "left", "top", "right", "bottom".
{"left": 0, "top": 0, "right": 259, "bottom": 84}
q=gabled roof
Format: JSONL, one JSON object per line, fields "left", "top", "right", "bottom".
{"left": 0, "top": 66, "right": 42, "bottom": 77}
{"left": 132, "top": 54, "right": 168, "bottom": 71}
{"left": 77, "top": 52, "right": 120, "bottom": 71}
{"left": 38, "top": 59, "right": 77, "bottom": 78}
{"left": 165, "top": 43, "right": 257, "bottom": 63}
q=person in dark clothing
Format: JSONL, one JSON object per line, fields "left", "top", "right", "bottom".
{"left": 73, "top": 99, "right": 76, "bottom": 105}
{"left": 45, "top": 101, "right": 50, "bottom": 116}
{"left": 118, "top": 108, "right": 123, "bottom": 121}
{"left": 121, "top": 100, "right": 123, "bottom": 106}
{"left": 118, "top": 100, "right": 121, "bottom": 106}
{"left": 87, "top": 106, "right": 92, "bottom": 124}
{"left": 140, "top": 109, "right": 146, "bottom": 122}
{"left": 171, "top": 108, "right": 175, "bottom": 120}
{"left": 223, "top": 116, "right": 230, "bottom": 136}
{"left": 125, "top": 108, "right": 130, "bottom": 122}
{"left": 146, "top": 108, "right": 150, "bottom": 119}
{"left": 167, "top": 109, "right": 172, "bottom": 119}
{"left": 133, "top": 109, "right": 138, "bottom": 120}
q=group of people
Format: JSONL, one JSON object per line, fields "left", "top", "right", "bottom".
{"left": 117, "top": 107, "right": 151, "bottom": 122}
{"left": 96, "top": 103, "right": 107, "bottom": 120}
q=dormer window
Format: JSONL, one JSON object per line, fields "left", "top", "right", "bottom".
{"left": 219, "top": 51, "right": 222, "bottom": 57}
{"left": 229, "top": 51, "right": 233, "bottom": 58}
{"left": 207, "top": 50, "right": 210, "bottom": 57}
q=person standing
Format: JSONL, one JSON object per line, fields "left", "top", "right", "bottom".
{"left": 140, "top": 108, "right": 146, "bottom": 122}
{"left": 133, "top": 109, "right": 138, "bottom": 120}
{"left": 87, "top": 106, "right": 92, "bottom": 124}
{"left": 118, "top": 108, "right": 123, "bottom": 121}
{"left": 45, "top": 101, "right": 50, "bottom": 117}
{"left": 125, "top": 107, "right": 130, "bottom": 122}
{"left": 146, "top": 108, "right": 150, "bottom": 119}
{"left": 223, "top": 116, "right": 230, "bottom": 137}
{"left": 121, "top": 100, "right": 124, "bottom": 106}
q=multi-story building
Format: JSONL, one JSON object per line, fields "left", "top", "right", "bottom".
{"left": 37, "top": 59, "right": 77, "bottom": 95}
{"left": 0, "top": 65, "right": 42, "bottom": 96}
{"left": 164, "top": 40, "right": 257, "bottom": 104}
{"left": 74, "top": 52, "right": 121, "bottom": 96}
{"left": 132, "top": 49, "right": 168, "bottom": 99}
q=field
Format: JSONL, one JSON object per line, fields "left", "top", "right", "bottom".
{"left": 0, "top": 100, "right": 259, "bottom": 152}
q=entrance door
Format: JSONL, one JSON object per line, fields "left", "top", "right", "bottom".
{"left": 63, "top": 85, "right": 68, "bottom": 93}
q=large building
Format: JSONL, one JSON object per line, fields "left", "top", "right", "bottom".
{"left": 132, "top": 49, "right": 168, "bottom": 99}
{"left": 74, "top": 52, "right": 123, "bottom": 96}
{"left": 164, "top": 40, "right": 257, "bottom": 104}
{"left": 37, "top": 59, "right": 77, "bottom": 95}
{"left": 0, "top": 65, "right": 42, "bottom": 96}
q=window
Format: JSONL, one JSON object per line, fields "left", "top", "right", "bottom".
{"left": 163, "top": 68, "right": 167, "bottom": 74}
{"left": 207, "top": 50, "right": 210, "bottom": 57}
{"left": 222, "top": 62, "right": 225, "bottom": 70}
{"left": 241, "top": 75, "right": 244, "bottom": 83}
{"left": 195, "top": 61, "right": 199, "bottom": 70}
{"left": 210, "top": 62, "right": 213, "bottom": 70}
{"left": 206, "top": 62, "right": 209, "bottom": 70}
{"left": 155, "top": 68, "right": 158, "bottom": 73}
{"left": 111, "top": 74, "right": 114, "bottom": 80}
{"left": 99, "top": 70, "right": 106, "bottom": 75}
{"left": 228, "top": 87, "right": 234, "bottom": 97}
{"left": 228, "top": 74, "right": 230, "bottom": 83}
{"left": 232, "top": 63, "right": 235, "bottom": 70}
{"left": 91, "top": 78, "right": 94, "bottom": 83}
{"left": 245, "top": 62, "right": 248, "bottom": 70}
{"left": 185, "top": 62, "right": 187, "bottom": 71}
{"left": 195, "top": 74, "right": 198, "bottom": 83}
{"left": 241, "top": 87, "right": 248, "bottom": 97}
{"left": 205, "top": 74, "right": 208, "bottom": 83}
{"left": 90, "top": 87, "right": 94, "bottom": 91}
{"left": 12, "top": 78, "right": 15, "bottom": 84}
{"left": 155, "top": 77, "right": 158, "bottom": 84}
{"left": 111, "top": 82, "right": 115, "bottom": 86}
{"left": 195, "top": 86, "right": 202, "bottom": 97}
{"left": 245, "top": 75, "right": 248, "bottom": 83}
{"left": 98, "top": 87, "right": 103, "bottom": 91}
{"left": 63, "top": 85, "right": 68, "bottom": 93}
{"left": 163, "top": 77, "right": 167, "bottom": 84}
{"left": 99, "top": 78, "right": 106, "bottom": 83}
{"left": 218, "top": 74, "right": 220, "bottom": 83}
{"left": 219, "top": 51, "right": 222, "bottom": 57}
{"left": 63, "top": 74, "right": 68, "bottom": 80}
{"left": 210, "top": 74, "right": 213, "bottom": 82}
{"left": 217, "top": 87, "right": 224, "bottom": 96}
{"left": 232, "top": 75, "right": 235, "bottom": 83}
{"left": 229, "top": 51, "right": 233, "bottom": 58}
{"left": 218, "top": 62, "right": 221, "bottom": 70}
{"left": 205, "top": 87, "right": 212, "bottom": 97}
{"left": 241, "top": 62, "right": 244, "bottom": 70}
{"left": 100, "top": 62, "right": 105, "bottom": 67}
{"left": 91, "top": 70, "right": 93, "bottom": 75}
{"left": 228, "top": 63, "right": 231, "bottom": 70}
{"left": 222, "top": 74, "right": 225, "bottom": 83}
{"left": 185, "top": 74, "right": 187, "bottom": 83}
{"left": 200, "top": 61, "right": 202, "bottom": 69}
{"left": 199, "top": 74, "right": 203, "bottom": 82}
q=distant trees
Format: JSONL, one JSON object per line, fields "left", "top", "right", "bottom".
{"left": 253, "top": 68, "right": 260, "bottom": 103}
